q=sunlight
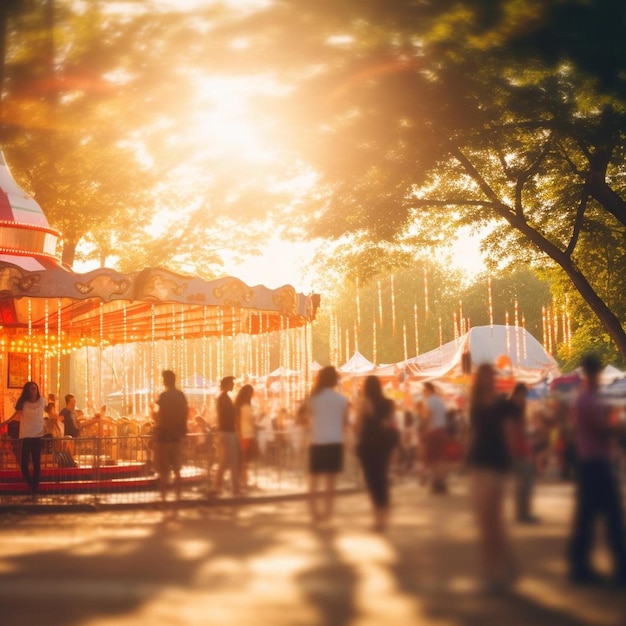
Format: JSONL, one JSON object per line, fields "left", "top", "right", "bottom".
{"left": 185, "top": 74, "right": 286, "bottom": 165}
{"left": 103, "top": 0, "right": 272, "bottom": 16}
{"left": 447, "top": 227, "right": 486, "bottom": 280}
{"left": 224, "top": 237, "right": 317, "bottom": 291}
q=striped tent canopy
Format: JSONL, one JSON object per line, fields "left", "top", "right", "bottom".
{"left": 0, "top": 152, "right": 60, "bottom": 271}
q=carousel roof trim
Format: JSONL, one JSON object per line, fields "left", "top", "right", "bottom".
{"left": 0, "top": 260, "right": 320, "bottom": 348}
{"left": 0, "top": 151, "right": 319, "bottom": 351}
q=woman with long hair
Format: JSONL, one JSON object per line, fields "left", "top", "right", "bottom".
{"left": 305, "top": 365, "right": 349, "bottom": 523}
{"left": 355, "top": 375, "right": 399, "bottom": 531}
{"left": 14, "top": 381, "right": 46, "bottom": 499}
{"left": 508, "top": 382, "right": 539, "bottom": 523}
{"left": 466, "top": 364, "right": 518, "bottom": 591}
{"left": 235, "top": 384, "right": 257, "bottom": 492}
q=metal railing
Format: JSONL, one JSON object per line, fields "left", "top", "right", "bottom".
{"left": 0, "top": 431, "right": 362, "bottom": 507}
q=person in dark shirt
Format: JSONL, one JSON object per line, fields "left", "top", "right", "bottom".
{"left": 153, "top": 370, "right": 188, "bottom": 505}
{"left": 59, "top": 394, "right": 81, "bottom": 438}
{"left": 508, "top": 383, "right": 539, "bottom": 524}
{"left": 355, "top": 375, "right": 399, "bottom": 531}
{"left": 466, "top": 363, "right": 518, "bottom": 592}
{"left": 214, "top": 376, "right": 240, "bottom": 495}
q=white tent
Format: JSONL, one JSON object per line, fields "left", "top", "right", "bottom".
{"left": 402, "top": 325, "right": 560, "bottom": 384}
{"left": 600, "top": 364, "right": 626, "bottom": 386}
{"left": 267, "top": 366, "right": 301, "bottom": 378}
{"left": 339, "top": 351, "right": 375, "bottom": 374}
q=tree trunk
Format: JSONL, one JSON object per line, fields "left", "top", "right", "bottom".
{"left": 61, "top": 238, "right": 77, "bottom": 268}
{"left": 504, "top": 210, "right": 626, "bottom": 359}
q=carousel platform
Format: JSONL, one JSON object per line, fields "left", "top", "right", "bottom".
{"left": 0, "top": 457, "right": 208, "bottom": 496}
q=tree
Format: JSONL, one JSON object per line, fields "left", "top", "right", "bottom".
{"left": 256, "top": 1, "right": 626, "bottom": 359}
{"left": 0, "top": 1, "right": 291, "bottom": 274}
{"left": 1, "top": 0, "right": 157, "bottom": 266}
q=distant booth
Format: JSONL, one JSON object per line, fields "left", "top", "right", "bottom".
{"left": 0, "top": 152, "right": 320, "bottom": 498}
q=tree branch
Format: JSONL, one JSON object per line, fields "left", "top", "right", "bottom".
{"left": 564, "top": 192, "right": 589, "bottom": 258}
{"left": 515, "top": 138, "right": 552, "bottom": 217}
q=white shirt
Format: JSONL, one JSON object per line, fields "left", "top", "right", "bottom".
{"left": 19, "top": 397, "right": 46, "bottom": 438}
{"left": 426, "top": 394, "right": 447, "bottom": 430}
{"left": 309, "top": 388, "right": 348, "bottom": 445}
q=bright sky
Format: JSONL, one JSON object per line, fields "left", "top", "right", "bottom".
{"left": 225, "top": 228, "right": 486, "bottom": 292}
{"left": 76, "top": 1, "right": 488, "bottom": 293}
{"left": 226, "top": 238, "right": 318, "bottom": 291}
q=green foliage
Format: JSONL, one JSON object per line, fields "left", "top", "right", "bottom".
{"left": 310, "top": 246, "right": 552, "bottom": 366}
{"left": 1, "top": 0, "right": 623, "bottom": 367}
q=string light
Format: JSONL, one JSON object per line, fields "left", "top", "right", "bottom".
{"left": 413, "top": 303, "right": 419, "bottom": 356}
{"left": 27, "top": 298, "right": 32, "bottom": 379}
{"left": 391, "top": 274, "right": 397, "bottom": 337}
{"left": 488, "top": 277, "right": 494, "bottom": 331}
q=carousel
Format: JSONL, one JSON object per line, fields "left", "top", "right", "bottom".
{"left": 0, "top": 152, "right": 320, "bottom": 496}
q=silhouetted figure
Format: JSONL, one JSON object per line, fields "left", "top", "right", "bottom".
{"left": 423, "top": 381, "right": 449, "bottom": 494}
{"left": 508, "top": 383, "right": 539, "bottom": 524}
{"left": 235, "top": 384, "right": 258, "bottom": 492}
{"left": 568, "top": 353, "right": 626, "bottom": 586}
{"left": 215, "top": 376, "right": 240, "bottom": 495}
{"left": 355, "top": 375, "right": 399, "bottom": 531}
{"left": 466, "top": 364, "right": 518, "bottom": 591}
{"left": 153, "top": 370, "right": 188, "bottom": 506}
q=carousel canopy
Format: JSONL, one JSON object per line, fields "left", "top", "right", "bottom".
{"left": 0, "top": 152, "right": 60, "bottom": 271}
{"left": 0, "top": 261, "right": 320, "bottom": 352}
{"left": 0, "top": 151, "right": 319, "bottom": 353}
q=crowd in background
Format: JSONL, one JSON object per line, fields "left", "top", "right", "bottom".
{"left": 2, "top": 352, "right": 625, "bottom": 591}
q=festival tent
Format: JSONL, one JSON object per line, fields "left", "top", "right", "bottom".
{"left": 551, "top": 364, "right": 626, "bottom": 396}
{"left": 267, "top": 366, "right": 301, "bottom": 379}
{"left": 599, "top": 364, "right": 626, "bottom": 386}
{"left": 402, "top": 325, "right": 560, "bottom": 384}
{"left": 183, "top": 374, "right": 212, "bottom": 388}
{"left": 338, "top": 351, "right": 375, "bottom": 374}
{"left": 603, "top": 377, "right": 626, "bottom": 402}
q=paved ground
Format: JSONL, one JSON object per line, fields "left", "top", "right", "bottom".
{"left": 0, "top": 476, "right": 624, "bottom": 626}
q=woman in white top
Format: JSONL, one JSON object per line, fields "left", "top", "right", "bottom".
{"left": 306, "top": 365, "right": 349, "bottom": 523}
{"left": 235, "top": 384, "right": 257, "bottom": 491}
{"left": 14, "top": 381, "right": 46, "bottom": 498}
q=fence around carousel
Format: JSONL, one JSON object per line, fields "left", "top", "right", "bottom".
{"left": 0, "top": 431, "right": 362, "bottom": 507}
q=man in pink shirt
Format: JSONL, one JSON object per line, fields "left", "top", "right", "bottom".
{"left": 568, "top": 353, "right": 626, "bottom": 586}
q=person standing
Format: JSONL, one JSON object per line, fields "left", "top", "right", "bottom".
{"left": 568, "top": 353, "right": 626, "bottom": 585}
{"left": 235, "top": 383, "right": 258, "bottom": 493}
{"left": 14, "top": 381, "right": 46, "bottom": 500}
{"left": 508, "top": 383, "right": 540, "bottom": 524}
{"left": 422, "top": 381, "right": 449, "bottom": 494}
{"left": 59, "top": 394, "right": 81, "bottom": 438}
{"left": 214, "top": 376, "right": 240, "bottom": 496}
{"left": 305, "top": 366, "right": 349, "bottom": 524}
{"left": 355, "top": 375, "right": 399, "bottom": 531}
{"left": 153, "top": 370, "right": 189, "bottom": 506}
{"left": 466, "top": 364, "right": 518, "bottom": 592}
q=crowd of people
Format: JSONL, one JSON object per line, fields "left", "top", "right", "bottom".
{"left": 2, "top": 352, "right": 625, "bottom": 593}
{"left": 301, "top": 357, "right": 625, "bottom": 592}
